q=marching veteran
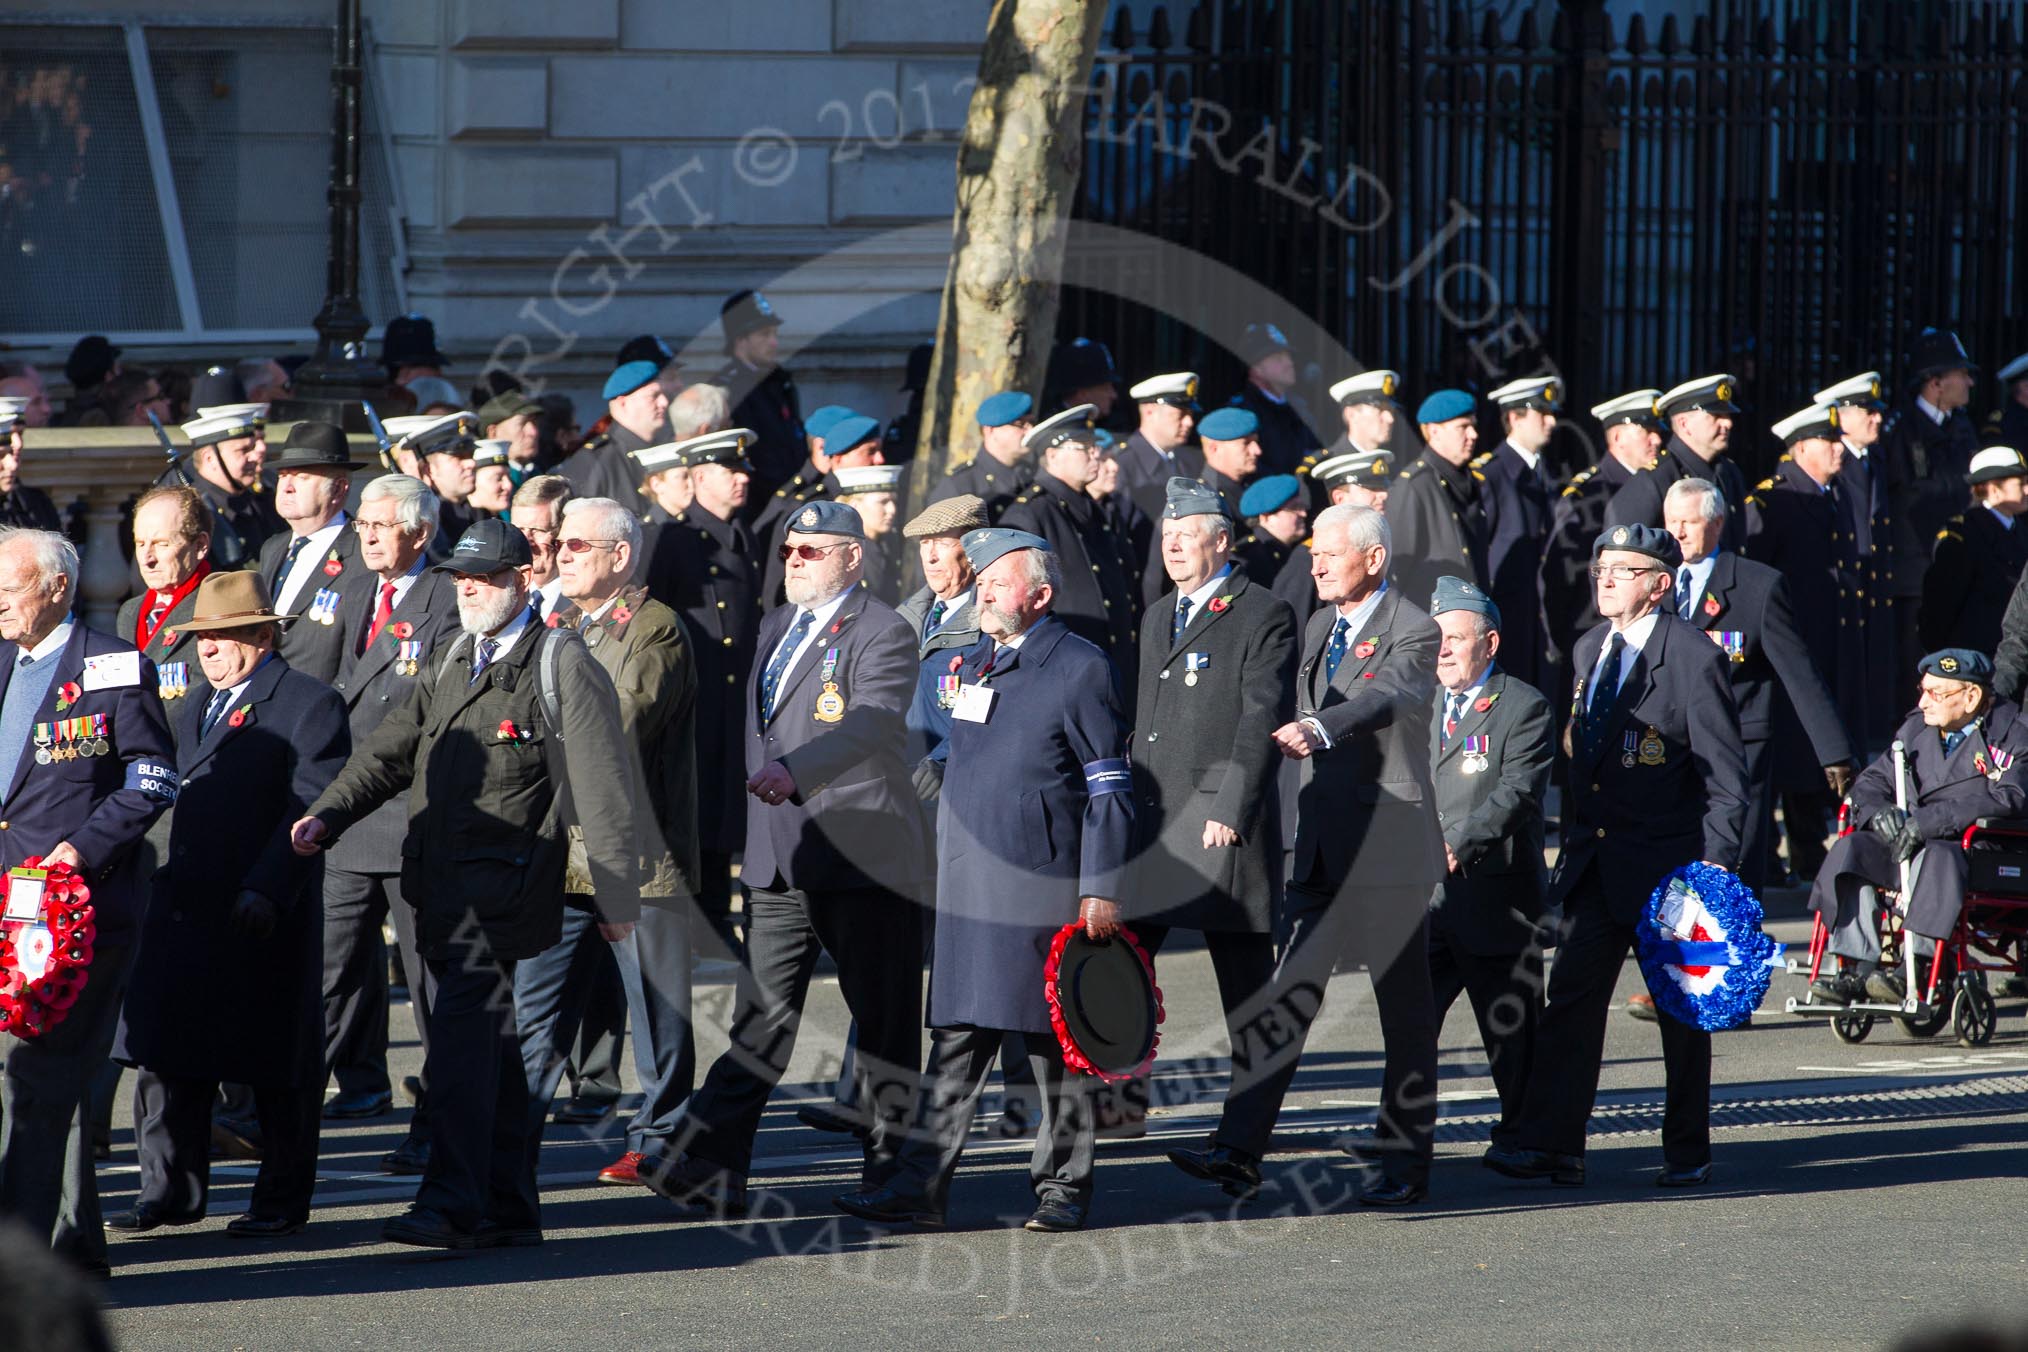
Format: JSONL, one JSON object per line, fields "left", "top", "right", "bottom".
{"left": 834, "top": 526, "right": 1133, "bottom": 1235}
{"left": 290, "top": 519, "right": 639, "bottom": 1250}
{"left": 1424, "top": 575, "right": 1553, "bottom": 1148}
{"left": 1806, "top": 649, "right": 2028, "bottom": 1006}
{"left": 0, "top": 528, "right": 175, "bottom": 1276}
{"left": 1484, "top": 522, "right": 1747, "bottom": 1190}
{"left": 113, "top": 572, "right": 351, "bottom": 1239}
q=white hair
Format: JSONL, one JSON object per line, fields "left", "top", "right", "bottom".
{"left": 1664, "top": 476, "right": 1726, "bottom": 522}
{"left": 0, "top": 527, "right": 77, "bottom": 608}
{"left": 669, "top": 383, "right": 730, "bottom": 440}
{"left": 361, "top": 473, "right": 441, "bottom": 537}
{"left": 1312, "top": 502, "right": 1390, "bottom": 557}
{"left": 1013, "top": 545, "right": 1064, "bottom": 596}
{"left": 563, "top": 496, "right": 643, "bottom": 561}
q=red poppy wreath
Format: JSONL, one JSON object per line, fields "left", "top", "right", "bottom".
{"left": 0, "top": 857, "right": 95, "bottom": 1038}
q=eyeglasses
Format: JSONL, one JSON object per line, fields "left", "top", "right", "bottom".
{"left": 777, "top": 541, "right": 851, "bottom": 562}
{"left": 558, "top": 537, "right": 620, "bottom": 554}
{"left": 1587, "top": 564, "right": 1662, "bottom": 581}
{"left": 352, "top": 518, "right": 409, "bottom": 534}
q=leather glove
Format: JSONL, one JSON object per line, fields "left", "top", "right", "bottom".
{"left": 1825, "top": 762, "right": 1855, "bottom": 799}
{"left": 230, "top": 890, "right": 278, "bottom": 941}
{"left": 1868, "top": 806, "right": 1910, "bottom": 840}
{"left": 1892, "top": 818, "right": 1924, "bottom": 864}
{"left": 911, "top": 757, "right": 945, "bottom": 804}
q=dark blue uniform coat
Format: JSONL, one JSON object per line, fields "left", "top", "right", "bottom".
{"left": 927, "top": 615, "right": 1132, "bottom": 1035}
{"left": 1476, "top": 440, "right": 1554, "bottom": 694}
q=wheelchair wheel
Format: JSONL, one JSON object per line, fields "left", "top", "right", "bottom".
{"left": 1832, "top": 1010, "right": 1874, "bottom": 1043}
{"left": 1895, "top": 998, "right": 1951, "bottom": 1040}
{"left": 1953, "top": 979, "right": 1998, "bottom": 1048}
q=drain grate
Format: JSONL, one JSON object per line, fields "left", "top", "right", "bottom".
{"left": 1283, "top": 1074, "right": 2028, "bottom": 1149}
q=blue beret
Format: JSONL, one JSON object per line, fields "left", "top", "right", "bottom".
{"left": 961, "top": 527, "right": 1051, "bottom": 573}
{"left": 1415, "top": 388, "right": 1477, "bottom": 425}
{"left": 1592, "top": 521, "right": 1682, "bottom": 568}
{"left": 1920, "top": 648, "right": 1994, "bottom": 683}
{"left": 602, "top": 360, "right": 662, "bottom": 401}
{"left": 1239, "top": 474, "right": 1301, "bottom": 517}
{"left": 825, "top": 413, "right": 881, "bottom": 452}
{"left": 783, "top": 498, "right": 865, "bottom": 539}
{"left": 1428, "top": 575, "right": 1501, "bottom": 628}
{"left": 1163, "top": 476, "right": 1229, "bottom": 520}
{"left": 976, "top": 391, "right": 1034, "bottom": 428}
{"left": 804, "top": 404, "right": 854, "bottom": 441}
{"left": 1199, "top": 406, "right": 1259, "bottom": 441}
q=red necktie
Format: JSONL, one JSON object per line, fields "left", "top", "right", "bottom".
{"left": 364, "top": 581, "right": 396, "bottom": 651}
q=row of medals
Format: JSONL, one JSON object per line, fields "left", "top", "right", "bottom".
{"left": 37, "top": 717, "right": 110, "bottom": 764}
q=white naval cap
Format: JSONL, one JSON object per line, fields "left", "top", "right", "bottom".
{"left": 1997, "top": 352, "right": 2028, "bottom": 385}
{"left": 181, "top": 407, "right": 265, "bottom": 446}
{"left": 1654, "top": 374, "right": 1740, "bottom": 420}
{"left": 1811, "top": 371, "right": 1885, "bottom": 409}
{"left": 1128, "top": 372, "right": 1200, "bottom": 406}
{"left": 833, "top": 464, "right": 906, "bottom": 495}
{"left": 1486, "top": 375, "right": 1562, "bottom": 411}
{"left": 0, "top": 397, "right": 28, "bottom": 434}
{"left": 1969, "top": 444, "right": 2028, "bottom": 485}
{"left": 1771, "top": 403, "right": 1841, "bottom": 446}
{"left": 1022, "top": 403, "right": 1098, "bottom": 453}
{"left": 1589, "top": 389, "right": 1663, "bottom": 426}
{"left": 473, "top": 438, "right": 511, "bottom": 468}
{"left": 1327, "top": 369, "right": 1401, "bottom": 406}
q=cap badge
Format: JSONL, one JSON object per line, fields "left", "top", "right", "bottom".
{"left": 1942, "top": 655, "right": 1960, "bottom": 673}
{"left": 799, "top": 507, "right": 819, "bottom": 528}
{"left": 1715, "top": 381, "right": 1734, "bottom": 403}
{"left": 1612, "top": 526, "right": 1629, "bottom": 545}
{"left": 1380, "top": 373, "right": 1397, "bottom": 396}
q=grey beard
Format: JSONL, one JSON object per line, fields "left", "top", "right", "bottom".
{"left": 459, "top": 590, "right": 525, "bottom": 637}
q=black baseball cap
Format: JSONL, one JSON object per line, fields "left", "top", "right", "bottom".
{"left": 433, "top": 518, "right": 534, "bottom": 575}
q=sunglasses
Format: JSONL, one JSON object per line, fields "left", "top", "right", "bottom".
{"left": 777, "top": 541, "right": 851, "bottom": 563}
{"left": 558, "top": 537, "right": 620, "bottom": 554}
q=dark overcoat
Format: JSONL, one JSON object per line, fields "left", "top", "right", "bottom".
{"left": 1428, "top": 667, "right": 1553, "bottom": 955}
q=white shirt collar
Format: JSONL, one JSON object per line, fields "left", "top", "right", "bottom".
{"left": 1252, "top": 381, "right": 1286, "bottom": 406}
{"left": 1332, "top": 581, "right": 1389, "bottom": 636}
{"left": 1680, "top": 551, "right": 1719, "bottom": 606}
{"left": 1917, "top": 394, "right": 1946, "bottom": 426}
{"left": 1179, "top": 564, "right": 1235, "bottom": 616}
{"left": 479, "top": 605, "right": 535, "bottom": 663}
{"left": 1605, "top": 609, "right": 1660, "bottom": 654}
{"left": 275, "top": 512, "right": 350, "bottom": 614}
{"left": 1842, "top": 437, "right": 1869, "bottom": 460}
{"left": 1444, "top": 662, "right": 1494, "bottom": 703}
{"left": 1508, "top": 441, "right": 1541, "bottom": 472}
{"left": 933, "top": 587, "right": 973, "bottom": 614}
{"left": 535, "top": 575, "right": 566, "bottom": 618}
{"left": 21, "top": 618, "right": 74, "bottom": 665}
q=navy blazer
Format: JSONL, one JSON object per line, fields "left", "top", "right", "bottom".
{"left": 741, "top": 586, "right": 925, "bottom": 895}
{"left": 0, "top": 624, "right": 175, "bottom": 944}
{"left": 1428, "top": 667, "right": 1553, "bottom": 954}
{"left": 928, "top": 614, "right": 1133, "bottom": 1034}
{"left": 1554, "top": 613, "right": 1749, "bottom": 923}
{"left": 1682, "top": 550, "right": 1851, "bottom": 771}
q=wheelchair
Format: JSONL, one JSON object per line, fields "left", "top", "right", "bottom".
{"left": 1785, "top": 814, "right": 2028, "bottom": 1048}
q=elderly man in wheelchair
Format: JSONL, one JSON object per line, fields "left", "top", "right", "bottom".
{"left": 1806, "top": 649, "right": 2028, "bottom": 1007}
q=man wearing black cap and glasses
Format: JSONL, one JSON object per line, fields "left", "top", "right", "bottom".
{"left": 293, "top": 518, "right": 638, "bottom": 1250}
{"left": 1484, "top": 522, "right": 1746, "bottom": 1192}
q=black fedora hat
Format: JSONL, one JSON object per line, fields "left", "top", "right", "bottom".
{"left": 1045, "top": 923, "right": 1163, "bottom": 1081}
{"left": 269, "top": 420, "right": 367, "bottom": 471}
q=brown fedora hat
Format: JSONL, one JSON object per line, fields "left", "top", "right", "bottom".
{"left": 188, "top": 570, "right": 289, "bottom": 631}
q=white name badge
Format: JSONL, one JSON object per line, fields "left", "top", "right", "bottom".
{"left": 952, "top": 683, "right": 998, "bottom": 724}
{"left": 5, "top": 868, "right": 46, "bottom": 923}
{"left": 82, "top": 651, "right": 143, "bottom": 691}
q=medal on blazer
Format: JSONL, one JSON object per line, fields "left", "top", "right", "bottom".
{"left": 1622, "top": 729, "right": 1638, "bottom": 769}
{"left": 1638, "top": 726, "right": 1667, "bottom": 766}
{"left": 90, "top": 713, "right": 109, "bottom": 757}
{"left": 936, "top": 673, "right": 961, "bottom": 710}
{"left": 32, "top": 723, "right": 51, "bottom": 766}
{"left": 1984, "top": 746, "right": 2013, "bottom": 782}
{"left": 814, "top": 646, "right": 844, "bottom": 723}
{"left": 1185, "top": 652, "right": 1210, "bottom": 687}
{"left": 1461, "top": 734, "right": 1490, "bottom": 775}
{"left": 159, "top": 661, "right": 188, "bottom": 700}
{"left": 307, "top": 587, "right": 341, "bottom": 627}
{"left": 396, "top": 639, "right": 423, "bottom": 677}
{"left": 1706, "top": 630, "right": 1744, "bottom": 663}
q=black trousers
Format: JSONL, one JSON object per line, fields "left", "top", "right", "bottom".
{"left": 1740, "top": 736, "right": 1777, "bottom": 893}
{"left": 1091, "top": 924, "right": 1277, "bottom": 1124}
{"left": 1214, "top": 880, "right": 1439, "bottom": 1185}
{"left": 321, "top": 868, "right": 428, "bottom": 1101}
{"left": 131, "top": 1071, "right": 322, "bottom": 1222}
{"left": 415, "top": 935, "right": 537, "bottom": 1233}
{"left": 1427, "top": 922, "right": 1540, "bottom": 1150}
{"left": 1509, "top": 865, "right": 1711, "bottom": 1167}
{"left": 891, "top": 1025, "right": 1094, "bottom": 1211}
{"left": 672, "top": 882, "right": 921, "bottom": 1179}
{"left": 0, "top": 943, "right": 132, "bottom": 1273}
{"left": 694, "top": 848, "right": 743, "bottom": 957}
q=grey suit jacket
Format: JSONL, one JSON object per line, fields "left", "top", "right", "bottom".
{"left": 1428, "top": 667, "right": 1553, "bottom": 953}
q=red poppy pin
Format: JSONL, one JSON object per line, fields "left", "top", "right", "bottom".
{"left": 53, "top": 681, "right": 80, "bottom": 712}
{"left": 1208, "top": 595, "right": 1232, "bottom": 614}
{"left": 1353, "top": 639, "right": 1377, "bottom": 659}
{"left": 228, "top": 704, "right": 251, "bottom": 729}
{"left": 1702, "top": 594, "right": 1721, "bottom": 618}
{"left": 544, "top": 612, "right": 561, "bottom": 629}
{"left": 1474, "top": 695, "right": 1495, "bottom": 713}
{"left": 497, "top": 719, "right": 530, "bottom": 742}
{"left": 611, "top": 603, "right": 633, "bottom": 626}
{"left": 390, "top": 621, "right": 413, "bottom": 640}
{"left": 947, "top": 653, "right": 964, "bottom": 673}
{"left": 162, "top": 629, "right": 177, "bottom": 646}
{"left": 1361, "top": 671, "right": 1377, "bottom": 679}
{"left": 323, "top": 554, "right": 344, "bottom": 577}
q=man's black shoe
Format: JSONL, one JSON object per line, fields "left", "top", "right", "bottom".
{"left": 552, "top": 1098, "right": 613, "bottom": 1126}
{"left": 400, "top": 1075, "right": 424, "bottom": 1105}
{"left": 1023, "top": 1197, "right": 1086, "bottom": 1232}
{"left": 105, "top": 1201, "right": 203, "bottom": 1234}
{"left": 796, "top": 1102, "right": 871, "bottom": 1138}
{"left": 1357, "top": 1178, "right": 1427, "bottom": 1207}
{"left": 382, "top": 1206, "right": 478, "bottom": 1250}
{"left": 1809, "top": 971, "right": 1867, "bottom": 1005}
{"left": 1865, "top": 968, "right": 1908, "bottom": 1003}
{"left": 323, "top": 1090, "right": 393, "bottom": 1120}
{"left": 1481, "top": 1145, "right": 1585, "bottom": 1186}
{"left": 1657, "top": 1162, "right": 1713, "bottom": 1188}
{"left": 832, "top": 1185, "right": 945, "bottom": 1230}
{"left": 381, "top": 1136, "right": 430, "bottom": 1176}
{"left": 638, "top": 1151, "right": 749, "bottom": 1216}
{"left": 225, "top": 1213, "right": 305, "bottom": 1238}
{"left": 1166, "top": 1145, "right": 1263, "bottom": 1200}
